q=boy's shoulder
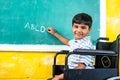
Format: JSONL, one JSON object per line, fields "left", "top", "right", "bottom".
{"left": 69, "top": 36, "right": 91, "bottom": 45}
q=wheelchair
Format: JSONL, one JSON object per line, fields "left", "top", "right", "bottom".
{"left": 52, "top": 34, "right": 120, "bottom": 80}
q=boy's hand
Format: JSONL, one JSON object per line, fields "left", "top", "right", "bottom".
{"left": 52, "top": 77, "right": 60, "bottom": 80}
{"left": 46, "top": 27, "right": 56, "bottom": 35}
{"left": 52, "top": 75, "right": 63, "bottom": 80}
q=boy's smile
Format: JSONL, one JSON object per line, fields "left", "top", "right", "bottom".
{"left": 72, "top": 23, "right": 91, "bottom": 40}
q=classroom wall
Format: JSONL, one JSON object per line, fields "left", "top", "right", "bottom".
{"left": 0, "top": 51, "right": 55, "bottom": 80}
{"left": 0, "top": 0, "right": 120, "bottom": 80}
{"left": 106, "top": 0, "right": 120, "bottom": 41}
{"left": 0, "top": 51, "right": 66, "bottom": 80}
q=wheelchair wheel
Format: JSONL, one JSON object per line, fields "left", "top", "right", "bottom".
{"left": 106, "top": 76, "right": 120, "bottom": 80}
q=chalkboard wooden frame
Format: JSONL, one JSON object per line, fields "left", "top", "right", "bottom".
{"left": 0, "top": 0, "right": 106, "bottom": 51}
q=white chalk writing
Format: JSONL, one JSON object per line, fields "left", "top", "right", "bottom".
{"left": 24, "top": 22, "right": 46, "bottom": 33}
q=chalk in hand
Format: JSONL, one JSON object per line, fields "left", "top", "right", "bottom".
{"left": 47, "top": 28, "right": 51, "bottom": 31}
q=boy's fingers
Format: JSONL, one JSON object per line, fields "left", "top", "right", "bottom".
{"left": 46, "top": 28, "right": 50, "bottom": 32}
{"left": 47, "top": 28, "right": 51, "bottom": 31}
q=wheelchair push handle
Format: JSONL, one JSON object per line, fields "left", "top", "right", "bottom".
{"left": 97, "top": 37, "right": 109, "bottom": 41}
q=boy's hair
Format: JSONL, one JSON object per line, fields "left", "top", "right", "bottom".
{"left": 72, "top": 13, "right": 92, "bottom": 28}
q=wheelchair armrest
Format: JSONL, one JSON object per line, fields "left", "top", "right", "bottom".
{"left": 73, "top": 49, "right": 117, "bottom": 56}
{"left": 53, "top": 50, "right": 69, "bottom": 66}
{"left": 58, "top": 50, "right": 69, "bottom": 54}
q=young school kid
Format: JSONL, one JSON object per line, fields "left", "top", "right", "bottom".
{"left": 46, "top": 13, "right": 94, "bottom": 80}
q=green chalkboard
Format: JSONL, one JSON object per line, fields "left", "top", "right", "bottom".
{"left": 0, "top": 0, "right": 100, "bottom": 45}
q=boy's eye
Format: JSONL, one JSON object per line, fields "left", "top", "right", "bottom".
{"left": 81, "top": 26, "right": 87, "bottom": 29}
{"left": 73, "top": 25, "right": 88, "bottom": 29}
{"left": 74, "top": 26, "right": 78, "bottom": 28}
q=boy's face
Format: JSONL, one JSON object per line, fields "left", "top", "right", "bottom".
{"left": 72, "top": 23, "right": 91, "bottom": 40}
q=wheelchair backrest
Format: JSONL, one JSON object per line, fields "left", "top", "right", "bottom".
{"left": 95, "top": 35, "right": 119, "bottom": 68}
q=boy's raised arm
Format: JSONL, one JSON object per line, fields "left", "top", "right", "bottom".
{"left": 46, "top": 27, "right": 69, "bottom": 45}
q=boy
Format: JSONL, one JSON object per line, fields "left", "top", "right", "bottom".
{"left": 47, "top": 13, "right": 94, "bottom": 80}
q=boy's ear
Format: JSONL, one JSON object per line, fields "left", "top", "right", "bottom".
{"left": 89, "top": 27, "right": 92, "bottom": 31}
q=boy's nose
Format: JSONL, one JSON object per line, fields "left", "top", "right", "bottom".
{"left": 77, "top": 28, "right": 82, "bottom": 32}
